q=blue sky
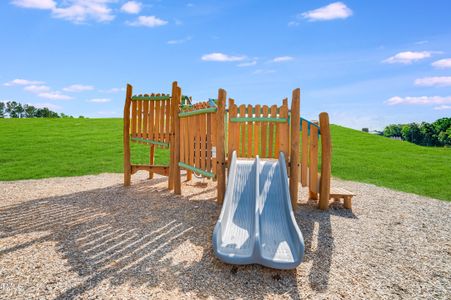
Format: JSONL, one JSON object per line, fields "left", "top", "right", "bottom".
{"left": 1, "top": 0, "right": 451, "bottom": 130}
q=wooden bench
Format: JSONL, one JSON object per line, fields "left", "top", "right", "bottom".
{"left": 329, "top": 187, "right": 355, "bottom": 209}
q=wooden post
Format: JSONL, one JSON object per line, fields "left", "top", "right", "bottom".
{"left": 174, "top": 86, "right": 182, "bottom": 195}
{"left": 149, "top": 145, "right": 155, "bottom": 179}
{"left": 216, "top": 89, "right": 226, "bottom": 204}
{"left": 301, "top": 121, "right": 308, "bottom": 187}
{"left": 309, "top": 126, "right": 319, "bottom": 200}
{"left": 124, "top": 84, "right": 132, "bottom": 186}
{"left": 289, "top": 88, "right": 300, "bottom": 208}
{"left": 319, "top": 112, "right": 332, "bottom": 210}
{"left": 168, "top": 81, "right": 178, "bottom": 190}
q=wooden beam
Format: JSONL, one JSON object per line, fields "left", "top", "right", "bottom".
{"left": 131, "top": 164, "right": 169, "bottom": 176}
{"left": 123, "top": 84, "right": 132, "bottom": 186}
{"left": 319, "top": 112, "right": 332, "bottom": 210}
{"left": 216, "top": 88, "right": 226, "bottom": 204}
{"left": 289, "top": 88, "right": 301, "bottom": 208}
{"left": 174, "top": 86, "right": 182, "bottom": 195}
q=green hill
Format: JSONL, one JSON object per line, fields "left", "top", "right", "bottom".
{"left": 0, "top": 118, "right": 450, "bottom": 201}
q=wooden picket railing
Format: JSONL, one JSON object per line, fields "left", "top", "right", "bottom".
{"left": 123, "top": 81, "right": 180, "bottom": 189}
{"left": 227, "top": 99, "right": 290, "bottom": 162}
{"left": 176, "top": 89, "right": 226, "bottom": 203}
{"left": 300, "top": 115, "right": 331, "bottom": 210}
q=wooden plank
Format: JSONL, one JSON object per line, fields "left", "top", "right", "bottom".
{"left": 301, "top": 120, "right": 308, "bottom": 187}
{"left": 180, "top": 118, "right": 186, "bottom": 164}
{"left": 195, "top": 114, "right": 201, "bottom": 168}
{"left": 206, "top": 113, "right": 212, "bottom": 172}
{"left": 143, "top": 98, "right": 149, "bottom": 139}
{"left": 200, "top": 113, "right": 206, "bottom": 171}
{"left": 154, "top": 95, "right": 161, "bottom": 142}
{"left": 131, "top": 99, "right": 137, "bottom": 137}
{"left": 131, "top": 165, "right": 169, "bottom": 176}
{"left": 149, "top": 95, "right": 155, "bottom": 140}
{"left": 216, "top": 88, "right": 226, "bottom": 204}
{"left": 239, "top": 104, "right": 246, "bottom": 157}
{"left": 124, "top": 84, "right": 133, "bottom": 186}
{"left": 309, "top": 126, "right": 319, "bottom": 200}
{"left": 247, "top": 104, "right": 253, "bottom": 158}
{"left": 149, "top": 145, "right": 155, "bottom": 179}
{"left": 168, "top": 83, "right": 177, "bottom": 190}
{"left": 137, "top": 100, "right": 143, "bottom": 138}
{"left": 261, "top": 105, "right": 269, "bottom": 157}
{"left": 253, "top": 104, "right": 260, "bottom": 156}
{"left": 188, "top": 116, "right": 194, "bottom": 179}
{"left": 289, "top": 89, "right": 300, "bottom": 208}
{"left": 165, "top": 96, "right": 171, "bottom": 143}
{"left": 269, "top": 105, "right": 277, "bottom": 157}
{"left": 228, "top": 99, "right": 237, "bottom": 165}
{"left": 279, "top": 102, "right": 289, "bottom": 160}
{"left": 319, "top": 112, "right": 332, "bottom": 210}
{"left": 159, "top": 98, "right": 165, "bottom": 143}
{"left": 174, "top": 86, "right": 182, "bottom": 194}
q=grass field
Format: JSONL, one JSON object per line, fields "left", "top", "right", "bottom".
{"left": 1, "top": 118, "right": 450, "bottom": 201}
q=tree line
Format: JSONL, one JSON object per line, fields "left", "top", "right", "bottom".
{"left": 383, "top": 117, "right": 451, "bottom": 147}
{"left": 0, "top": 101, "right": 83, "bottom": 118}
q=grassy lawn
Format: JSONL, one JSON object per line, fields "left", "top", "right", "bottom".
{"left": 1, "top": 118, "right": 450, "bottom": 201}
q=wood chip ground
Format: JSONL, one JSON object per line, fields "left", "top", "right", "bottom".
{"left": 0, "top": 173, "right": 450, "bottom": 299}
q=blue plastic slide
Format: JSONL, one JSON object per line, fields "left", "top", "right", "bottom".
{"left": 212, "top": 151, "right": 304, "bottom": 269}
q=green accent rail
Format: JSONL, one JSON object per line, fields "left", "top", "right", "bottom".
{"left": 131, "top": 137, "right": 169, "bottom": 147}
{"left": 300, "top": 117, "right": 321, "bottom": 135}
{"left": 132, "top": 95, "right": 171, "bottom": 101}
{"left": 179, "top": 107, "right": 217, "bottom": 117}
{"left": 230, "top": 117, "right": 288, "bottom": 123}
{"left": 178, "top": 162, "right": 215, "bottom": 178}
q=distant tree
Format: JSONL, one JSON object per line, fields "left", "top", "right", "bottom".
{"left": 23, "top": 104, "right": 37, "bottom": 118}
{"left": 438, "top": 127, "right": 451, "bottom": 146}
{"left": 6, "top": 101, "right": 19, "bottom": 118}
{"left": 78, "top": 115, "right": 85, "bottom": 118}
{"left": 401, "top": 123, "right": 422, "bottom": 144}
{"left": 419, "top": 122, "right": 438, "bottom": 146}
{"left": 0, "top": 102, "right": 5, "bottom": 118}
{"left": 383, "top": 124, "right": 403, "bottom": 138}
{"left": 16, "top": 103, "right": 25, "bottom": 118}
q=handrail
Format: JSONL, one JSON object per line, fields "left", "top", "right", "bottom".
{"left": 179, "top": 107, "right": 217, "bottom": 117}
{"left": 300, "top": 117, "right": 321, "bottom": 135}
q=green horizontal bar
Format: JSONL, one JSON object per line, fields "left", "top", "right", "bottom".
{"left": 178, "top": 162, "right": 215, "bottom": 178}
{"left": 131, "top": 95, "right": 171, "bottom": 101}
{"left": 179, "top": 107, "right": 217, "bottom": 117}
{"left": 230, "top": 117, "right": 287, "bottom": 123}
{"left": 131, "top": 137, "right": 169, "bottom": 147}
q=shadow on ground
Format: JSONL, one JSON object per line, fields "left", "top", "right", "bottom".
{"left": 0, "top": 177, "right": 356, "bottom": 299}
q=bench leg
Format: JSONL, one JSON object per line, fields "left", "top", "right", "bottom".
{"left": 343, "top": 196, "right": 352, "bottom": 209}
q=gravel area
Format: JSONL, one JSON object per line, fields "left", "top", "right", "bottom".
{"left": 0, "top": 173, "right": 450, "bottom": 299}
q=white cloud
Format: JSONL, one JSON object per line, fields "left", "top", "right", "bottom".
{"left": 24, "top": 85, "right": 51, "bottom": 93}
{"left": 89, "top": 98, "right": 111, "bottom": 103}
{"left": 383, "top": 51, "right": 433, "bottom": 64}
{"left": 120, "top": 1, "right": 141, "bottom": 14}
{"left": 63, "top": 84, "right": 94, "bottom": 92}
{"left": 414, "top": 76, "right": 451, "bottom": 87}
{"left": 4, "top": 78, "right": 45, "bottom": 86}
{"left": 38, "top": 91, "right": 73, "bottom": 100}
{"left": 201, "top": 53, "right": 245, "bottom": 62}
{"left": 272, "top": 56, "right": 294, "bottom": 62}
{"left": 237, "top": 61, "right": 257, "bottom": 67}
{"left": 12, "top": 0, "right": 116, "bottom": 23}
{"left": 167, "top": 36, "right": 192, "bottom": 45}
{"left": 432, "top": 58, "right": 451, "bottom": 69}
{"left": 288, "top": 21, "right": 299, "bottom": 27}
{"left": 126, "top": 15, "right": 168, "bottom": 27}
{"left": 101, "top": 87, "right": 125, "bottom": 93}
{"left": 434, "top": 105, "right": 451, "bottom": 110}
{"left": 11, "top": 0, "right": 56, "bottom": 9}
{"left": 385, "top": 96, "right": 451, "bottom": 106}
{"left": 301, "top": 2, "right": 352, "bottom": 21}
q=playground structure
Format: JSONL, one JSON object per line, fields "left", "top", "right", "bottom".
{"left": 123, "top": 81, "right": 337, "bottom": 210}
{"left": 123, "top": 81, "right": 346, "bottom": 269}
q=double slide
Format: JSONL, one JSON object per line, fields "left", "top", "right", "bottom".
{"left": 212, "top": 151, "right": 304, "bottom": 269}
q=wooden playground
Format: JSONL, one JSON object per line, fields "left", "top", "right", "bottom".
{"left": 123, "top": 81, "right": 352, "bottom": 210}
